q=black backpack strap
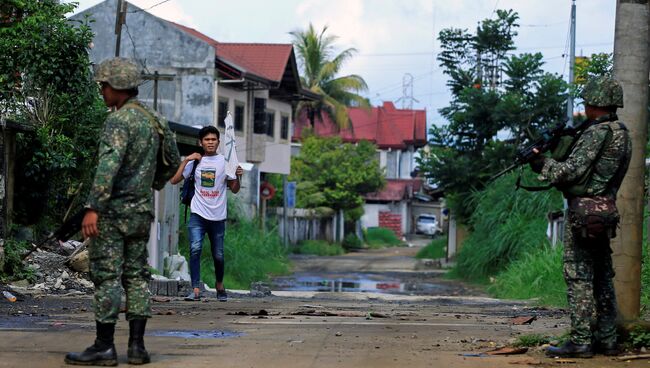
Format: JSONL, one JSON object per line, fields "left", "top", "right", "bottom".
{"left": 184, "top": 159, "right": 200, "bottom": 223}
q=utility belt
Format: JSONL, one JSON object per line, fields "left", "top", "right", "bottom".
{"left": 567, "top": 196, "right": 619, "bottom": 239}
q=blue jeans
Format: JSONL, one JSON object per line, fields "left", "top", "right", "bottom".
{"left": 187, "top": 213, "right": 225, "bottom": 289}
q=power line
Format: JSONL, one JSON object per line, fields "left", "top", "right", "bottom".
{"left": 128, "top": 0, "right": 173, "bottom": 13}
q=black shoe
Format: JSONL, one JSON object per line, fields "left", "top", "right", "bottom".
{"left": 65, "top": 322, "right": 118, "bottom": 366}
{"left": 546, "top": 340, "right": 594, "bottom": 358}
{"left": 127, "top": 319, "right": 151, "bottom": 365}
{"left": 593, "top": 341, "right": 619, "bottom": 356}
{"left": 217, "top": 289, "right": 227, "bottom": 302}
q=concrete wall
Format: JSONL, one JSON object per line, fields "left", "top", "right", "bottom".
{"left": 361, "top": 203, "right": 390, "bottom": 228}
{"left": 73, "top": 0, "right": 216, "bottom": 127}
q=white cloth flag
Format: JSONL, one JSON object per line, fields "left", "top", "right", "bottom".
{"left": 223, "top": 111, "right": 239, "bottom": 178}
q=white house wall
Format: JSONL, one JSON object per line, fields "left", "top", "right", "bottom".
{"left": 259, "top": 98, "right": 292, "bottom": 175}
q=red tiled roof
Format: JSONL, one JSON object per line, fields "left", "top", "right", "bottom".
{"left": 215, "top": 43, "right": 293, "bottom": 83}
{"left": 293, "top": 101, "right": 427, "bottom": 149}
{"left": 169, "top": 21, "right": 292, "bottom": 83}
{"left": 365, "top": 179, "right": 423, "bottom": 202}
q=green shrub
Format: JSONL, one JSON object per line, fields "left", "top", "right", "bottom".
{"left": 296, "top": 240, "right": 345, "bottom": 256}
{"left": 628, "top": 326, "right": 650, "bottom": 348}
{"left": 450, "top": 170, "right": 563, "bottom": 281}
{"left": 416, "top": 236, "right": 447, "bottom": 259}
{"left": 342, "top": 233, "right": 363, "bottom": 250}
{"left": 488, "top": 244, "right": 567, "bottom": 306}
{"left": 178, "top": 195, "right": 290, "bottom": 290}
{"left": 1, "top": 239, "right": 36, "bottom": 282}
{"left": 365, "top": 227, "right": 402, "bottom": 248}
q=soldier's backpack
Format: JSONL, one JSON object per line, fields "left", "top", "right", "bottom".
{"left": 123, "top": 102, "right": 181, "bottom": 190}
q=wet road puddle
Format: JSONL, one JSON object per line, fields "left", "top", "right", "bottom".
{"left": 272, "top": 272, "right": 452, "bottom": 295}
{"left": 148, "top": 329, "right": 243, "bottom": 339}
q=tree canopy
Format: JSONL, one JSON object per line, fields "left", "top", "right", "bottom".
{"left": 290, "top": 23, "right": 370, "bottom": 128}
{"left": 289, "top": 136, "right": 385, "bottom": 213}
{"left": 417, "top": 10, "right": 568, "bottom": 222}
{"left": 0, "top": 0, "right": 106, "bottom": 227}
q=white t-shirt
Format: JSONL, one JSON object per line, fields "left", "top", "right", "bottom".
{"left": 182, "top": 154, "right": 235, "bottom": 221}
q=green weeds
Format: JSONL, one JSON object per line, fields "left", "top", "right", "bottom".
{"left": 416, "top": 236, "right": 447, "bottom": 259}
{"left": 450, "top": 170, "right": 562, "bottom": 282}
{"left": 513, "top": 334, "right": 551, "bottom": 347}
{"left": 295, "top": 240, "right": 345, "bottom": 256}
{"left": 365, "top": 227, "right": 402, "bottom": 248}
{"left": 489, "top": 244, "right": 567, "bottom": 306}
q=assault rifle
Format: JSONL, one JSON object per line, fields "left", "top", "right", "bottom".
{"left": 22, "top": 209, "right": 86, "bottom": 259}
{"left": 490, "top": 119, "right": 571, "bottom": 182}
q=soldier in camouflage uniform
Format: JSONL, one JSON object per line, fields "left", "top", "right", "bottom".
{"left": 65, "top": 57, "right": 159, "bottom": 366}
{"left": 530, "top": 76, "right": 631, "bottom": 358}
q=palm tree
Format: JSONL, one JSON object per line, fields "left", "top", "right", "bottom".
{"left": 290, "top": 23, "right": 369, "bottom": 129}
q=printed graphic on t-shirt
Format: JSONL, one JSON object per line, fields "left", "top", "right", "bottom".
{"left": 200, "top": 169, "right": 216, "bottom": 187}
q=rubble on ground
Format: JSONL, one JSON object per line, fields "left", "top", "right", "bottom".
{"left": 18, "top": 241, "right": 94, "bottom": 295}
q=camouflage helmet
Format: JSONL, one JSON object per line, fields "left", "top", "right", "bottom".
{"left": 580, "top": 76, "right": 624, "bottom": 108}
{"left": 94, "top": 57, "right": 141, "bottom": 90}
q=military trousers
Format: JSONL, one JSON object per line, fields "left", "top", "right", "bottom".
{"left": 89, "top": 213, "right": 153, "bottom": 324}
{"left": 563, "top": 218, "right": 617, "bottom": 345}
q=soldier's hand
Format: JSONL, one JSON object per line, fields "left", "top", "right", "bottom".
{"left": 82, "top": 210, "right": 99, "bottom": 239}
{"left": 235, "top": 166, "right": 243, "bottom": 177}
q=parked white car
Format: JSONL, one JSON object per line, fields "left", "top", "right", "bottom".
{"left": 416, "top": 214, "right": 441, "bottom": 236}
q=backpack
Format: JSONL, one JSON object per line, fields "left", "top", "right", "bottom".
{"left": 180, "top": 159, "right": 199, "bottom": 221}
{"left": 123, "top": 102, "right": 181, "bottom": 190}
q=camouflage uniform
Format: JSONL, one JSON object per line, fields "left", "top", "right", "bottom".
{"left": 538, "top": 76, "right": 631, "bottom": 346}
{"left": 86, "top": 58, "right": 159, "bottom": 324}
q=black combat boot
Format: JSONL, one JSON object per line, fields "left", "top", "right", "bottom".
{"left": 593, "top": 340, "right": 619, "bottom": 356}
{"left": 127, "top": 319, "right": 150, "bottom": 365}
{"left": 546, "top": 340, "right": 593, "bottom": 358}
{"left": 65, "top": 321, "right": 118, "bottom": 366}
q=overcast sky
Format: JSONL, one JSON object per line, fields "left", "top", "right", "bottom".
{"left": 68, "top": 0, "right": 616, "bottom": 128}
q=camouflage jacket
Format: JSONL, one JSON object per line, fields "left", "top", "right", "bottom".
{"left": 539, "top": 118, "right": 631, "bottom": 197}
{"left": 86, "top": 98, "right": 160, "bottom": 216}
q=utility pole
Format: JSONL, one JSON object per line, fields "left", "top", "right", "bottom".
{"left": 141, "top": 72, "right": 175, "bottom": 111}
{"left": 114, "top": 0, "right": 126, "bottom": 57}
{"left": 611, "top": 0, "right": 649, "bottom": 322}
{"left": 566, "top": 0, "right": 576, "bottom": 125}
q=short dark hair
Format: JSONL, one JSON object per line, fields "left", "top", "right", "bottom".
{"left": 199, "top": 125, "right": 220, "bottom": 140}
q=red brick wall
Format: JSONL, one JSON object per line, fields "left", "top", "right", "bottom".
{"left": 378, "top": 211, "right": 402, "bottom": 238}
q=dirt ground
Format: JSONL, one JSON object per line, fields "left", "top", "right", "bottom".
{"left": 0, "top": 245, "right": 648, "bottom": 368}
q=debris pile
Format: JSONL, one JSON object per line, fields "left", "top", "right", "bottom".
{"left": 21, "top": 241, "right": 94, "bottom": 294}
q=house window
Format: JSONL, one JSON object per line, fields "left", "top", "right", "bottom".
{"left": 218, "top": 98, "right": 228, "bottom": 128}
{"left": 280, "top": 115, "right": 289, "bottom": 140}
{"left": 266, "top": 111, "right": 275, "bottom": 137}
{"left": 234, "top": 103, "right": 244, "bottom": 132}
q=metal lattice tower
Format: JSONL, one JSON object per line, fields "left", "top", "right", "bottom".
{"left": 398, "top": 73, "right": 419, "bottom": 109}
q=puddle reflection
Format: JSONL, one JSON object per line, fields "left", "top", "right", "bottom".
{"left": 148, "top": 330, "right": 243, "bottom": 339}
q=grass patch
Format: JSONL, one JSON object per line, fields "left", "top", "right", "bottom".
{"left": 295, "top": 240, "right": 345, "bottom": 256}
{"left": 365, "top": 227, "right": 402, "bottom": 248}
{"left": 450, "top": 170, "right": 563, "bottom": 282}
{"left": 178, "top": 195, "right": 290, "bottom": 290}
{"left": 513, "top": 334, "right": 551, "bottom": 347}
{"left": 488, "top": 244, "right": 567, "bottom": 306}
{"left": 416, "top": 236, "right": 447, "bottom": 259}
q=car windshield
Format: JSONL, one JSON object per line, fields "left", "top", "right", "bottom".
{"left": 418, "top": 217, "right": 436, "bottom": 224}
